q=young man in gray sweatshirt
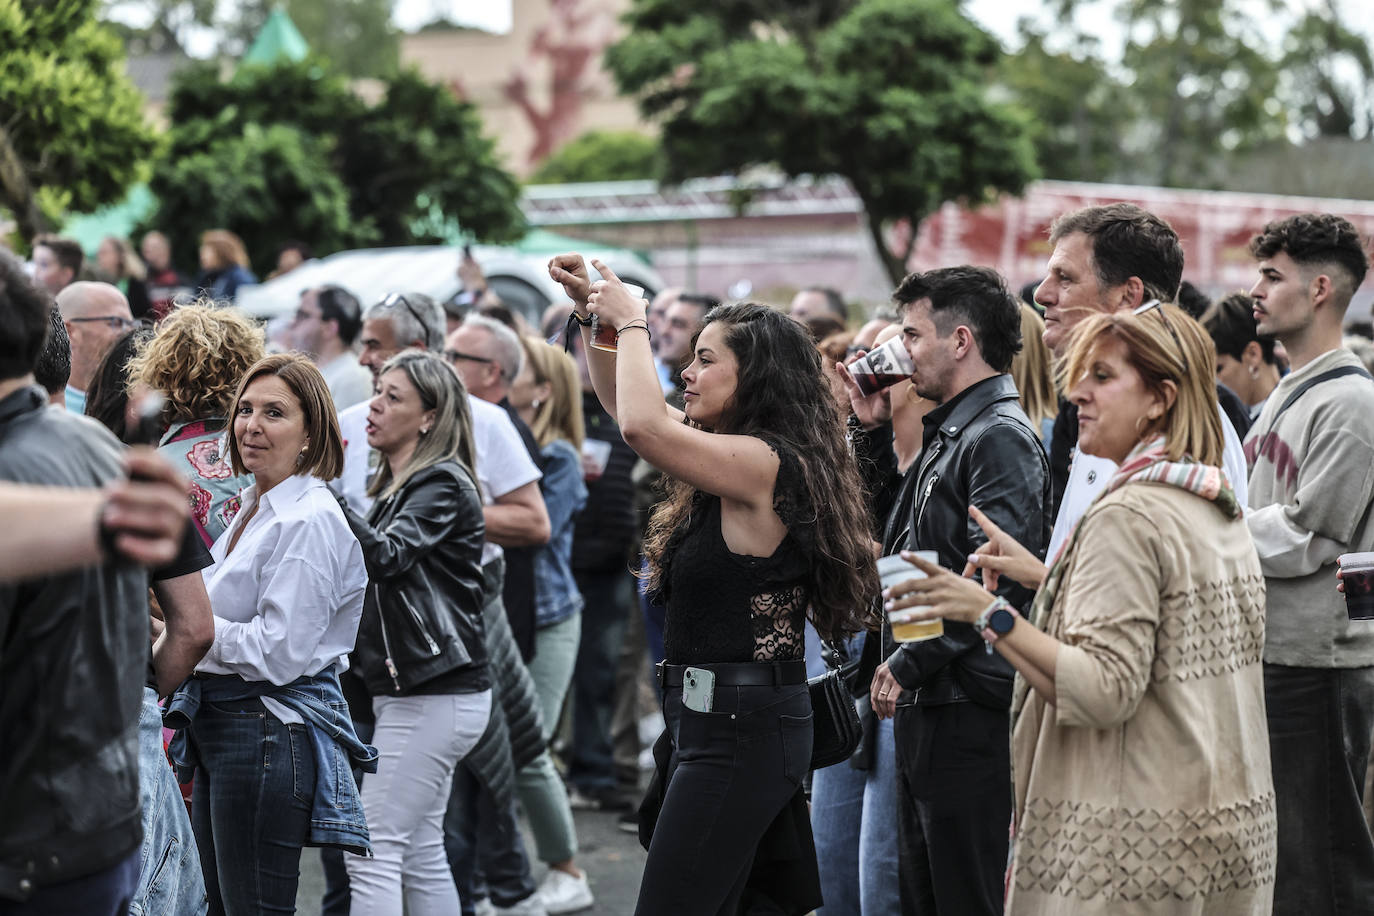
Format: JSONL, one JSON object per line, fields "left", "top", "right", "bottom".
{"left": 1244, "top": 212, "right": 1374, "bottom": 914}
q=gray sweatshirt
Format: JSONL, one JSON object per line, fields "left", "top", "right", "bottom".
{"left": 1245, "top": 347, "right": 1374, "bottom": 667}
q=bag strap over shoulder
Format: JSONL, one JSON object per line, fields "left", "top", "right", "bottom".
{"left": 1270, "top": 365, "right": 1373, "bottom": 427}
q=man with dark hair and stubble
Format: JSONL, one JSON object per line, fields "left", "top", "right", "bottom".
{"left": 34, "top": 307, "right": 72, "bottom": 407}
{"left": 1242, "top": 213, "right": 1374, "bottom": 914}
{"left": 1034, "top": 203, "right": 1249, "bottom": 550}
{"left": 843, "top": 266, "right": 1051, "bottom": 915}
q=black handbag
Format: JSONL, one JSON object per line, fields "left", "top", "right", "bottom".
{"left": 808, "top": 642, "right": 863, "bottom": 770}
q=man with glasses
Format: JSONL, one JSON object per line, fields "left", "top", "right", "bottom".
{"left": 55, "top": 282, "right": 135, "bottom": 415}
{"left": 286, "top": 285, "right": 372, "bottom": 410}
{"left": 1032, "top": 203, "right": 1249, "bottom": 555}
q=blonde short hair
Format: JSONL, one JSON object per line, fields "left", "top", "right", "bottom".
{"left": 227, "top": 353, "right": 345, "bottom": 480}
{"left": 1059, "top": 303, "right": 1223, "bottom": 467}
{"left": 128, "top": 303, "right": 266, "bottom": 425}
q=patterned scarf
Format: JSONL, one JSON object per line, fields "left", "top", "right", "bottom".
{"left": 1029, "top": 435, "right": 1241, "bottom": 626}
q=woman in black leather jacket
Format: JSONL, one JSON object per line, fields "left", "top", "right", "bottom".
{"left": 335, "top": 350, "right": 492, "bottom": 914}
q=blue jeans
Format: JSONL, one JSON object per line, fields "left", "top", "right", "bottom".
{"left": 131, "top": 687, "right": 207, "bottom": 916}
{"left": 570, "top": 568, "right": 634, "bottom": 791}
{"left": 811, "top": 716, "right": 901, "bottom": 915}
{"left": 0, "top": 850, "right": 139, "bottom": 916}
{"left": 189, "top": 697, "right": 316, "bottom": 916}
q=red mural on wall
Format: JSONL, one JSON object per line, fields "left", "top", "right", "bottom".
{"left": 502, "top": 0, "right": 618, "bottom": 167}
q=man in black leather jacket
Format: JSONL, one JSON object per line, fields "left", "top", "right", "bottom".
{"left": 847, "top": 266, "right": 1050, "bottom": 916}
{"left": 0, "top": 251, "right": 155, "bottom": 912}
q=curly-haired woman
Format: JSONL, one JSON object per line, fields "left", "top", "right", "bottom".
{"left": 128, "top": 303, "right": 264, "bottom": 542}
{"left": 551, "top": 255, "right": 879, "bottom": 916}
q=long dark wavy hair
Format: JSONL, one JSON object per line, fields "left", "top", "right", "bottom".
{"left": 642, "top": 302, "right": 880, "bottom": 641}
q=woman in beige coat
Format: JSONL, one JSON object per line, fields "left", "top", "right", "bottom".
{"left": 888, "top": 303, "right": 1275, "bottom": 915}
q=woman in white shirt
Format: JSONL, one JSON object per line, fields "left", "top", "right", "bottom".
{"left": 181, "top": 353, "right": 373, "bottom": 915}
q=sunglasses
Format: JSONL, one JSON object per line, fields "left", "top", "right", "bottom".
{"left": 1132, "top": 299, "right": 1189, "bottom": 374}
{"left": 443, "top": 349, "right": 494, "bottom": 368}
{"left": 382, "top": 293, "right": 435, "bottom": 347}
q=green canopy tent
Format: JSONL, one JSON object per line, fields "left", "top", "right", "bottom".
{"left": 240, "top": 8, "right": 310, "bottom": 69}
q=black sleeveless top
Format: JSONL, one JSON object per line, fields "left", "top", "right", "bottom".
{"left": 660, "top": 440, "right": 815, "bottom": 664}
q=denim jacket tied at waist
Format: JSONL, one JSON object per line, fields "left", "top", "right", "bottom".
{"left": 163, "top": 665, "right": 379, "bottom": 855}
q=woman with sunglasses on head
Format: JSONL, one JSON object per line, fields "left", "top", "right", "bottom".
{"left": 887, "top": 304, "right": 1275, "bottom": 915}
{"left": 550, "top": 255, "right": 877, "bottom": 916}
{"left": 334, "top": 351, "right": 492, "bottom": 915}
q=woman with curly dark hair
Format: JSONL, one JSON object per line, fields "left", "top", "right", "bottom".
{"left": 550, "top": 255, "right": 878, "bottom": 916}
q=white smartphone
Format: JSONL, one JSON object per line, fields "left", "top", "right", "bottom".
{"left": 682, "top": 667, "right": 715, "bottom": 713}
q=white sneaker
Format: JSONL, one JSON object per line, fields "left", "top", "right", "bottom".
{"left": 537, "top": 869, "right": 595, "bottom": 914}
{"left": 493, "top": 894, "right": 549, "bottom": 916}
{"left": 473, "top": 899, "right": 497, "bottom": 916}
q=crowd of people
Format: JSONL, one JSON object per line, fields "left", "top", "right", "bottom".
{"left": 1, "top": 201, "right": 1372, "bottom": 916}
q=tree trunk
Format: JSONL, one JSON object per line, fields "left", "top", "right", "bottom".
{"left": 0, "top": 124, "right": 51, "bottom": 243}
{"left": 863, "top": 206, "right": 921, "bottom": 287}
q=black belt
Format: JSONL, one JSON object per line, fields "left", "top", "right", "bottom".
{"left": 656, "top": 660, "right": 807, "bottom": 688}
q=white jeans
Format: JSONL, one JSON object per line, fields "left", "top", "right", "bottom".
{"left": 347, "top": 690, "right": 492, "bottom": 916}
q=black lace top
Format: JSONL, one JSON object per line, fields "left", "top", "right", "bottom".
{"left": 660, "top": 439, "right": 815, "bottom": 664}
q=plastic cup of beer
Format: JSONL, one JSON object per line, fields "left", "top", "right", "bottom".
{"left": 878, "top": 551, "right": 943, "bottom": 642}
{"left": 581, "top": 438, "right": 612, "bottom": 482}
{"left": 1338, "top": 552, "right": 1374, "bottom": 620}
{"left": 589, "top": 282, "right": 646, "bottom": 352}
{"left": 847, "top": 336, "right": 916, "bottom": 397}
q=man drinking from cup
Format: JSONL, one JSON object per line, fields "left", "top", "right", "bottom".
{"left": 841, "top": 266, "right": 1051, "bottom": 916}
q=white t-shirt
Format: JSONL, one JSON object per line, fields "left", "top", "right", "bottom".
{"left": 198, "top": 474, "right": 367, "bottom": 723}
{"left": 336, "top": 394, "right": 541, "bottom": 565}
{"left": 319, "top": 351, "right": 374, "bottom": 412}
{"left": 1047, "top": 406, "right": 1249, "bottom": 561}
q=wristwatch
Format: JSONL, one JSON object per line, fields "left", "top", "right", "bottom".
{"left": 975, "top": 597, "right": 1018, "bottom": 652}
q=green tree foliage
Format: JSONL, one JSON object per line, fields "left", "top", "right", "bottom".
{"left": 605, "top": 0, "right": 1039, "bottom": 283}
{"left": 1278, "top": 7, "right": 1374, "bottom": 141}
{"left": 142, "top": 58, "right": 524, "bottom": 271}
{"left": 0, "top": 0, "right": 152, "bottom": 243}
{"left": 997, "top": 27, "right": 1138, "bottom": 183}
{"left": 528, "top": 130, "right": 663, "bottom": 184}
{"left": 106, "top": 0, "right": 399, "bottom": 78}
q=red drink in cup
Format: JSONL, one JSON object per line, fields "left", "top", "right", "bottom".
{"left": 848, "top": 336, "right": 915, "bottom": 397}
{"left": 588, "top": 283, "right": 646, "bottom": 353}
{"left": 1339, "top": 552, "right": 1374, "bottom": 620}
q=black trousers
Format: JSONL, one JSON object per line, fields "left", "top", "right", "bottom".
{"left": 1265, "top": 663, "right": 1374, "bottom": 916}
{"left": 636, "top": 683, "right": 812, "bottom": 916}
{"left": 893, "top": 701, "right": 1010, "bottom": 916}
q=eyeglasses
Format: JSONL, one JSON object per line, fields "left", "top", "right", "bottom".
{"left": 443, "top": 349, "right": 493, "bottom": 366}
{"left": 382, "top": 293, "right": 434, "bottom": 347}
{"left": 68, "top": 316, "right": 135, "bottom": 331}
{"left": 1132, "top": 299, "right": 1189, "bottom": 374}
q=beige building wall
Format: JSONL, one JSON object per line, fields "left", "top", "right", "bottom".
{"left": 401, "top": 0, "right": 648, "bottom": 176}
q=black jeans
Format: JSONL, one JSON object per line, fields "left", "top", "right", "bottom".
{"left": 0, "top": 850, "right": 137, "bottom": 916}
{"left": 1265, "top": 663, "right": 1374, "bottom": 915}
{"left": 570, "top": 569, "right": 635, "bottom": 792}
{"left": 636, "top": 682, "right": 813, "bottom": 916}
{"left": 893, "top": 700, "right": 1009, "bottom": 916}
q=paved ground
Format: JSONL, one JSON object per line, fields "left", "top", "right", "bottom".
{"left": 295, "top": 802, "right": 649, "bottom": 914}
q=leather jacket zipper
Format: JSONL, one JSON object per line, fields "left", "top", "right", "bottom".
{"left": 399, "top": 591, "right": 441, "bottom": 656}
{"left": 912, "top": 438, "right": 944, "bottom": 534}
{"left": 373, "top": 583, "right": 402, "bottom": 690}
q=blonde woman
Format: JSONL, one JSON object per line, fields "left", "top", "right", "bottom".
{"left": 336, "top": 350, "right": 492, "bottom": 915}
{"left": 889, "top": 304, "right": 1275, "bottom": 914}
{"left": 1011, "top": 302, "right": 1058, "bottom": 448}
{"left": 508, "top": 335, "right": 596, "bottom": 910}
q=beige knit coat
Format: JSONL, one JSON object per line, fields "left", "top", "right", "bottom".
{"left": 1007, "top": 482, "right": 1276, "bottom": 915}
